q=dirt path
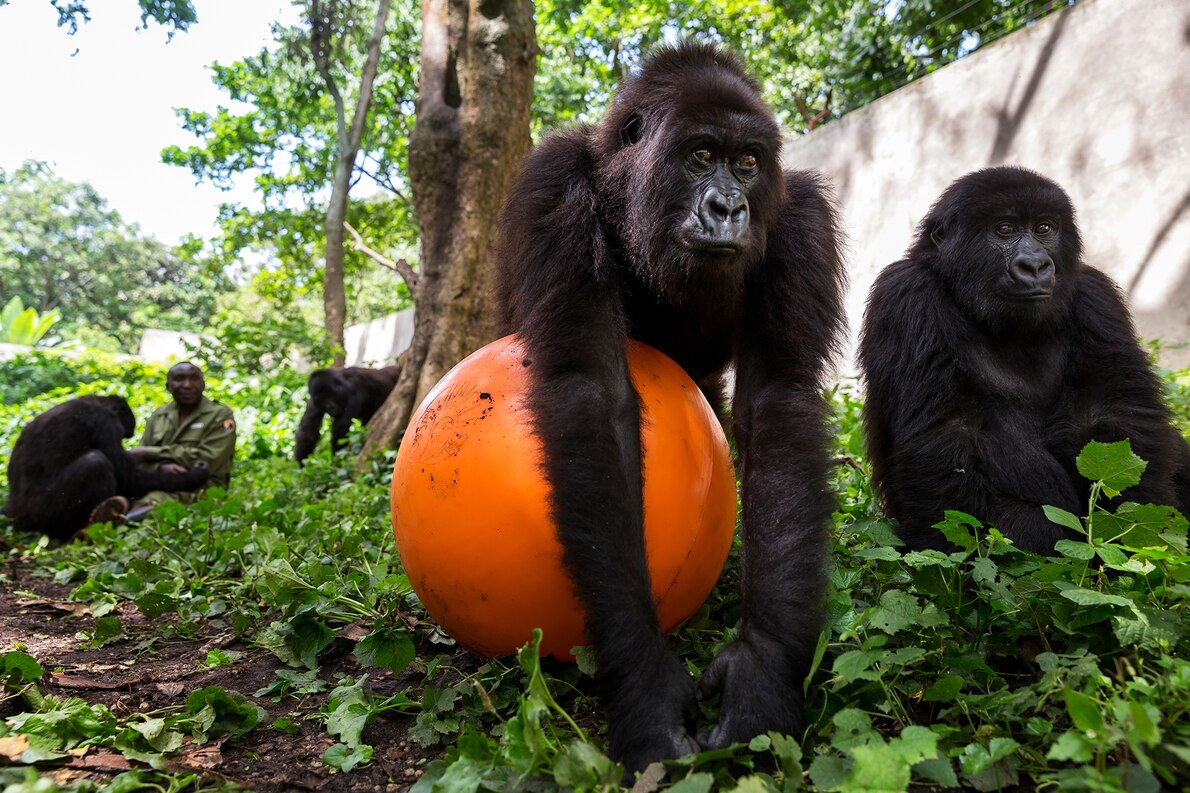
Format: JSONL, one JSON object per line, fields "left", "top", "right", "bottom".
{"left": 0, "top": 560, "right": 446, "bottom": 792}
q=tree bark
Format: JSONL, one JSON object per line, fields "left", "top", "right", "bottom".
{"left": 312, "top": 0, "right": 392, "bottom": 365}
{"left": 361, "top": 0, "right": 535, "bottom": 456}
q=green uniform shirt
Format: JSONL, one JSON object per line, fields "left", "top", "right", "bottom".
{"left": 139, "top": 396, "right": 236, "bottom": 488}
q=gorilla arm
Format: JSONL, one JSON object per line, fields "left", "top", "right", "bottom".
{"left": 498, "top": 131, "right": 698, "bottom": 769}
{"left": 861, "top": 263, "right": 1082, "bottom": 553}
{"left": 698, "top": 172, "right": 845, "bottom": 748}
{"left": 1060, "top": 268, "right": 1188, "bottom": 508}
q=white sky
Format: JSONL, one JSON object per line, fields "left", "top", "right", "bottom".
{"left": 0, "top": 1, "right": 300, "bottom": 245}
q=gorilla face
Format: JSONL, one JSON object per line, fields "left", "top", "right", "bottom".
{"left": 923, "top": 166, "right": 1083, "bottom": 330}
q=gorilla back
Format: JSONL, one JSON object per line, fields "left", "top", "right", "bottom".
{"left": 860, "top": 166, "right": 1190, "bottom": 553}
{"left": 4, "top": 395, "right": 209, "bottom": 539}
{"left": 496, "top": 42, "right": 845, "bottom": 771}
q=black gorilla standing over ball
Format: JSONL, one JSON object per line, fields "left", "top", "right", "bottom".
{"left": 293, "top": 364, "right": 400, "bottom": 463}
{"left": 496, "top": 43, "right": 845, "bottom": 770}
{"left": 3, "top": 395, "right": 210, "bottom": 539}
{"left": 860, "top": 166, "right": 1190, "bottom": 553}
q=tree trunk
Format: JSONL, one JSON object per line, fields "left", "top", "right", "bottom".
{"left": 314, "top": 0, "right": 392, "bottom": 365}
{"left": 361, "top": 0, "right": 535, "bottom": 456}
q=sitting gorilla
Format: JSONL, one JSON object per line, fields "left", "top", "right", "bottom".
{"left": 859, "top": 167, "right": 1190, "bottom": 553}
{"left": 293, "top": 364, "right": 400, "bottom": 462}
{"left": 3, "top": 395, "right": 210, "bottom": 539}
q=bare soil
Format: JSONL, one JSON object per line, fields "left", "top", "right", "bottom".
{"left": 0, "top": 559, "right": 458, "bottom": 792}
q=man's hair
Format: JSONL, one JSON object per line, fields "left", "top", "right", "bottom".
{"left": 167, "top": 361, "right": 203, "bottom": 376}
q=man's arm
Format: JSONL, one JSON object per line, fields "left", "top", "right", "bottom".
{"left": 151, "top": 408, "right": 236, "bottom": 476}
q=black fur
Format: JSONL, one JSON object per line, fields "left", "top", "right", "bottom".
{"left": 496, "top": 42, "right": 846, "bottom": 771}
{"left": 293, "top": 364, "right": 400, "bottom": 462}
{"left": 860, "top": 166, "right": 1190, "bottom": 553}
{"left": 3, "top": 395, "right": 210, "bottom": 539}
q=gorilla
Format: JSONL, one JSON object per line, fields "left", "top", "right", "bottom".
{"left": 496, "top": 43, "right": 845, "bottom": 770}
{"left": 859, "top": 166, "right": 1190, "bottom": 553}
{"left": 293, "top": 364, "right": 400, "bottom": 463}
{"left": 3, "top": 395, "right": 210, "bottom": 539}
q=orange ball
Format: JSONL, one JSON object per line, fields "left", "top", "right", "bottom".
{"left": 391, "top": 335, "right": 736, "bottom": 660}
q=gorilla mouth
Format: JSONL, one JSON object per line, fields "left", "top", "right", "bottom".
{"left": 1011, "top": 291, "right": 1052, "bottom": 301}
{"left": 684, "top": 235, "right": 743, "bottom": 255}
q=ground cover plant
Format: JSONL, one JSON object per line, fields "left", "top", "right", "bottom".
{"left": 0, "top": 349, "right": 1188, "bottom": 792}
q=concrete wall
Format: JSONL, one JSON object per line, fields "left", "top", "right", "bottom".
{"left": 344, "top": 308, "right": 414, "bottom": 367}
{"left": 139, "top": 328, "right": 204, "bottom": 363}
{"left": 781, "top": 0, "right": 1190, "bottom": 373}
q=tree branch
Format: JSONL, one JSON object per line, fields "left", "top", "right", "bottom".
{"left": 308, "top": 0, "right": 350, "bottom": 150}
{"left": 343, "top": 220, "right": 419, "bottom": 291}
{"left": 794, "top": 89, "right": 834, "bottom": 131}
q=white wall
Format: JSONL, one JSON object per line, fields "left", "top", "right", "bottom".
{"left": 344, "top": 308, "right": 415, "bottom": 367}
{"left": 781, "top": 0, "right": 1190, "bottom": 372}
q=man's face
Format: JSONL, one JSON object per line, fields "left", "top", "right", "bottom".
{"left": 167, "top": 365, "right": 205, "bottom": 409}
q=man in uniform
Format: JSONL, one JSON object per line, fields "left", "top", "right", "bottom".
{"left": 90, "top": 361, "right": 236, "bottom": 524}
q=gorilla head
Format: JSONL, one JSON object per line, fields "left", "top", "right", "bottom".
{"left": 914, "top": 166, "right": 1084, "bottom": 330}
{"left": 590, "top": 43, "right": 786, "bottom": 305}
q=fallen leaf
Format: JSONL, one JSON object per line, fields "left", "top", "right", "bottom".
{"left": 15, "top": 597, "right": 90, "bottom": 617}
{"left": 70, "top": 752, "right": 131, "bottom": 771}
{"left": 51, "top": 674, "right": 125, "bottom": 690}
{"left": 0, "top": 734, "right": 30, "bottom": 761}
{"left": 336, "top": 622, "right": 370, "bottom": 642}
{"left": 157, "top": 682, "right": 186, "bottom": 698}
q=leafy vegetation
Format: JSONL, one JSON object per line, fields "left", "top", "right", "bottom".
{"left": 0, "top": 162, "right": 228, "bottom": 352}
{"left": 0, "top": 298, "right": 59, "bottom": 347}
{"left": 1, "top": 351, "right": 1187, "bottom": 791}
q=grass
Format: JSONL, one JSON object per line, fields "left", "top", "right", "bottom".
{"left": 1, "top": 348, "right": 1188, "bottom": 792}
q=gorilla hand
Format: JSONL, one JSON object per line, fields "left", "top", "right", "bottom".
{"left": 696, "top": 628, "right": 804, "bottom": 749}
{"left": 609, "top": 651, "right": 700, "bottom": 774}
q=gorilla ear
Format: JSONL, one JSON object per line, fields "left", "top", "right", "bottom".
{"left": 929, "top": 223, "right": 946, "bottom": 248}
{"left": 619, "top": 114, "right": 643, "bottom": 147}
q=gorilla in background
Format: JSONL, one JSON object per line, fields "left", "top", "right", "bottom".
{"left": 496, "top": 42, "right": 846, "bottom": 770}
{"left": 293, "top": 364, "right": 400, "bottom": 463}
{"left": 860, "top": 166, "right": 1190, "bottom": 553}
{"left": 3, "top": 395, "right": 210, "bottom": 539}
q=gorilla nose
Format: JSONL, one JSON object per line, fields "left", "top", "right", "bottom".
{"left": 1010, "top": 255, "right": 1055, "bottom": 292}
{"left": 699, "top": 187, "right": 748, "bottom": 241}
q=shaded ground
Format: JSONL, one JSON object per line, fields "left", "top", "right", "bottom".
{"left": 0, "top": 559, "right": 455, "bottom": 792}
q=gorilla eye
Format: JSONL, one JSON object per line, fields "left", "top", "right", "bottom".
{"left": 995, "top": 222, "right": 1015, "bottom": 236}
{"left": 736, "top": 153, "right": 758, "bottom": 170}
{"left": 692, "top": 148, "right": 714, "bottom": 166}
{"left": 1035, "top": 221, "right": 1054, "bottom": 235}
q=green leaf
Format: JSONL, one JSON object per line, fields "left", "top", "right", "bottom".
{"left": 324, "top": 742, "right": 372, "bottom": 771}
{"left": 184, "top": 686, "right": 265, "bottom": 742}
{"left": 1126, "top": 701, "right": 1160, "bottom": 747}
{"left": 832, "top": 650, "right": 880, "bottom": 682}
{"left": 923, "top": 675, "right": 963, "bottom": 702}
{"left": 914, "top": 756, "right": 959, "bottom": 787}
{"left": 1064, "top": 687, "right": 1103, "bottom": 732}
{"left": 868, "top": 590, "right": 921, "bottom": 634}
{"left": 891, "top": 726, "right": 937, "bottom": 766}
{"left": 846, "top": 743, "right": 911, "bottom": 792}
{"left": 1076, "top": 440, "right": 1146, "bottom": 494}
{"left": 89, "top": 615, "right": 125, "bottom": 648}
{"left": 1, "top": 651, "right": 43, "bottom": 686}
{"left": 1113, "top": 607, "right": 1184, "bottom": 649}
{"left": 129, "top": 717, "right": 184, "bottom": 753}
{"left": 353, "top": 630, "right": 415, "bottom": 675}
{"left": 667, "top": 773, "right": 715, "bottom": 793}
{"left": 1054, "top": 539, "right": 1094, "bottom": 559}
{"left": 1047, "top": 731, "right": 1094, "bottom": 762}
{"left": 1044, "top": 506, "right": 1084, "bottom": 533}
{"left": 808, "top": 754, "right": 848, "bottom": 790}
{"left": 1058, "top": 587, "right": 1132, "bottom": 607}
{"left": 830, "top": 708, "right": 875, "bottom": 752}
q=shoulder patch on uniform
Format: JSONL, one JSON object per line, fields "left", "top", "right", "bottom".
{"left": 223, "top": 418, "right": 236, "bottom": 433}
